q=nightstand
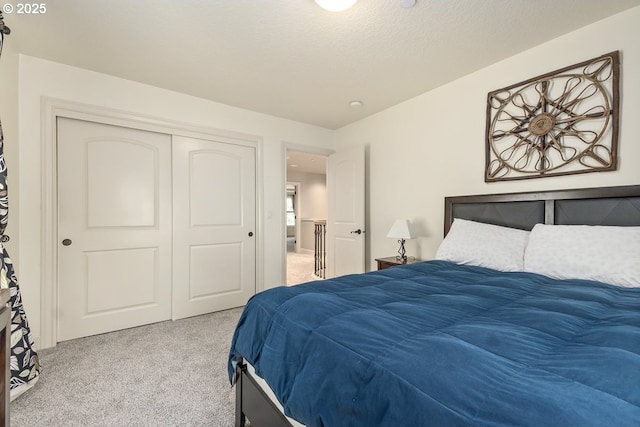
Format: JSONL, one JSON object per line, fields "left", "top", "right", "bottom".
{"left": 375, "top": 256, "right": 423, "bottom": 270}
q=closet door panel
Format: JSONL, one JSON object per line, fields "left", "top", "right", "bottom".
{"left": 57, "top": 117, "right": 172, "bottom": 341}
{"left": 172, "top": 135, "right": 256, "bottom": 319}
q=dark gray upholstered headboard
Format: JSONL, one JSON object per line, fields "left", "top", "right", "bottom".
{"left": 444, "top": 185, "right": 640, "bottom": 236}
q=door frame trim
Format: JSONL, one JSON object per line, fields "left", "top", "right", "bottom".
{"left": 41, "top": 97, "right": 264, "bottom": 348}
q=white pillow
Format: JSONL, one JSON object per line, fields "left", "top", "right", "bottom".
{"left": 524, "top": 224, "right": 640, "bottom": 287}
{"left": 435, "top": 218, "right": 530, "bottom": 272}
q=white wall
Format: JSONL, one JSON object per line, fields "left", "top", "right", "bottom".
{"left": 13, "top": 55, "right": 334, "bottom": 345}
{"left": 0, "top": 39, "right": 20, "bottom": 266}
{"left": 335, "top": 7, "right": 640, "bottom": 270}
{"left": 287, "top": 170, "right": 327, "bottom": 221}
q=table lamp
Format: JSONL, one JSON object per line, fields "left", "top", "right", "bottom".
{"left": 387, "top": 219, "right": 413, "bottom": 262}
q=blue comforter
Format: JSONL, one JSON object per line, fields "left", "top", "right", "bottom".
{"left": 228, "top": 261, "right": 640, "bottom": 427}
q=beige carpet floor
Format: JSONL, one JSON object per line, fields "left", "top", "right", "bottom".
{"left": 287, "top": 252, "right": 322, "bottom": 285}
{"left": 10, "top": 307, "right": 245, "bottom": 426}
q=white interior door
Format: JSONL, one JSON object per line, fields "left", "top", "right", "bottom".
{"left": 327, "top": 146, "right": 365, "bottom": 278}
{"left": 57, "top": 118, "right": 172, "bottom": 341}
{"left": 172, "top": 135, "right": 256, "bottom": 320}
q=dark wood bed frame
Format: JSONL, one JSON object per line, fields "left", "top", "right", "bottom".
{"left": 235, "top": 361, "right": 292, "bottom": 427}
{"left": 235, "top": 184, "right": 640, "bottom": 427}
{"left": 444, "top": 184, "right": 640, "bottom": 235}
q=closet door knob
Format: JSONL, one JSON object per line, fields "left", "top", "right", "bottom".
{"left": 248, "top": 232, "right": 254, "bottom": 237}
{"left": 62, "top": 239, "right": 73, "bottom": 246}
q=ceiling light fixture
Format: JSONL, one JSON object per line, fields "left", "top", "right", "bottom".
{"left": 349, "top": 100, "right": 364, "bottom": 108}
{"left": 314, "top": 0, "right": 358, "bottom": 12}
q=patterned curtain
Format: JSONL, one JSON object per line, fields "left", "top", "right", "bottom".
{"left": 0, "top": 13, "right": 41, "bottom": 400}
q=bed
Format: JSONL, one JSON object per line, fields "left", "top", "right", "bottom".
{"left": 228, "top": 184, "right": 640, "bottom": 427}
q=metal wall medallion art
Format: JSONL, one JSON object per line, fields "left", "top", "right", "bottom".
{"left": 485, "top": 51, "right": 620, "bottom": 182}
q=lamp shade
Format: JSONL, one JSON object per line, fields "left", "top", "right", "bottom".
{"left": 314, "top": 0, "right": 358, "bottom": 12}
{"left": 387, "top": 219, "right": 413, "bottom": 240}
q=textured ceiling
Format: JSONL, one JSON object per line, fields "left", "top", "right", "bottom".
{"left": 5, "top": 0, "right": 639, "bottom": 129}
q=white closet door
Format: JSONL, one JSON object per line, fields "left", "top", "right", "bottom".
{"left": 57, "top": 117, "right": 172, "bottom": 341}
{"left": 172, "top": 135, "right": 256, "bottom": 320}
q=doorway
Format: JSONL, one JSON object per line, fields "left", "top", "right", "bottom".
{"left": 285, "top": 150, "right": 327, "bottom": 285}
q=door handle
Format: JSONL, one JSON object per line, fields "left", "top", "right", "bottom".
{"left": 350, "top": 229, "right": 364, "bottom": 235}
{"left": 62, "top": 238, "right": 73, "bottom": 246}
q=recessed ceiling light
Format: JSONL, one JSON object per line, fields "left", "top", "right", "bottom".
{"left": 314, "top": 0, "right": 358, "bottom": 12}
{"left": 402, "top": 0, "right": 416, "bottom": 8}
{"left": 349, "top": 100, "right": 364, "bottom": 108}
